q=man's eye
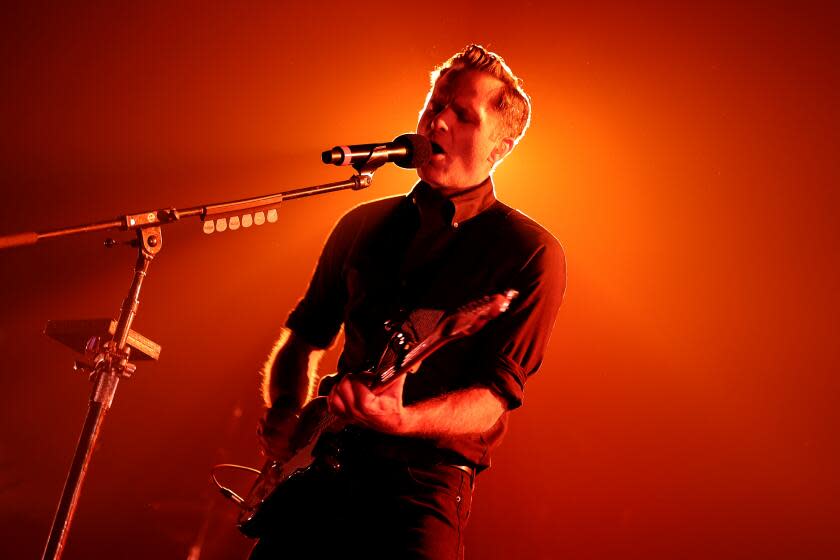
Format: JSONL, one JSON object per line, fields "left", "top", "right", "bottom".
{"left": 456, "top": 110, "right": 475, "bottom": 124}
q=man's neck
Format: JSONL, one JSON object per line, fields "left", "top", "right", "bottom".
{"left": 411, "top": 177, "right": 497, "bottom": 226}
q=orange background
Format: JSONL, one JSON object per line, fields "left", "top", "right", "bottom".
{"left": 1, "top": 2, "right": 838, "bottom": 558}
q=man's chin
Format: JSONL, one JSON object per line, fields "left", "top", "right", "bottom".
{"left": 418, "top": 164, "right": 451, "bottom": 185}
{"left": 420, "top": 167, "right": 478, "bottom": 191}
{"left": 417, "top": 167, "right": 437, "bottom": 184}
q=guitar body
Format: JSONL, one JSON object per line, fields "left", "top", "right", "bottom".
{"left": 237, "top": 396, "right": 347, "bottom": 537}
{"left": 230, "top": 290, "right": 518, "bottom": 538}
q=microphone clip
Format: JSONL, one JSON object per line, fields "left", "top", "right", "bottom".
{"left": 352, "top": 145, "right": 391, "bottom": 189}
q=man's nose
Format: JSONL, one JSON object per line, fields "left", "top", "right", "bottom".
{"left": 430, "top": 108, "right": 450, "bottom": 131}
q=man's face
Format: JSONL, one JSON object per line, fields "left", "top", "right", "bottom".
{"left": 416, "top": 69, "right": 512, "bottom": 191}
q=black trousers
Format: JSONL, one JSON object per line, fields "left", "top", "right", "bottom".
{"left": 248, "top": 456, "right": 474, "bottom": 560}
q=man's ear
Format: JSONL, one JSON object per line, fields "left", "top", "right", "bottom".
{"left": 489, "top": 137, "right": 515, "bottom": 165}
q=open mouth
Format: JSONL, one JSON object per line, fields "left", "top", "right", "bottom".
{"left": 430, "top": 141, "right": 445, "bottom": 155}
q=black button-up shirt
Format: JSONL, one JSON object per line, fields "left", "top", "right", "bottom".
{"left": 287, "top": 177, "right": 565, "bottom": 469}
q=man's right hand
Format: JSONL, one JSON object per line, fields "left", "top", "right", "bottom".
{"left": 257, "top": 406, "right": 300, "bottom": 461}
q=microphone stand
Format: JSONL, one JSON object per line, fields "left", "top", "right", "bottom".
{"left": 0, "top": 150, "right": 391, "bottom": 560}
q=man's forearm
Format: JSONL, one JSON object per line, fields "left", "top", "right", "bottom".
{"left": 400, "top": 386, "right": 507, "bottom": 437}
{"left": 261, "top": 330, "right": 322, "bottom": 409}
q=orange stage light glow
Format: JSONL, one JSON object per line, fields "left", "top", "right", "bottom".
{"left": 0, "top": 2, "right": 838, "bottom": 559}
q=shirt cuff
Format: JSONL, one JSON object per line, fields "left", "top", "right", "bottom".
{"left": 481, "top": 354, "right": 527, "bottom": 410}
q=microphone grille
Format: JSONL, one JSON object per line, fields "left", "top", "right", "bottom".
{"left": 393, "top": 134, "right": 432, "bottom": 169}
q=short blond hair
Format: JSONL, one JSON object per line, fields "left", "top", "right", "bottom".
{"left": 431, "top": 44, "right": 532, "bottom": 144}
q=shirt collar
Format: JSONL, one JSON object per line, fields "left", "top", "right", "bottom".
{"left": 408, "top": 176, "right": 497, "bottom": 228}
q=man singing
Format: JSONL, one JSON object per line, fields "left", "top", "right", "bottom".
{"left": 250, "top": 44, "right": 565, "bottom": 559}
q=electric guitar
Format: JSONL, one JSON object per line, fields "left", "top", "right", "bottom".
{"left": 220, "top": 289, "right": 517, "bottom": 538}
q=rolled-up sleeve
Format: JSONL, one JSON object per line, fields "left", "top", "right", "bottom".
{"left": 478, "top": 239, "right": 566, "bottom": 409}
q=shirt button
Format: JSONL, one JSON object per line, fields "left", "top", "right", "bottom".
{"left": 452, "top": 221, "right": 459, "bottom": 229}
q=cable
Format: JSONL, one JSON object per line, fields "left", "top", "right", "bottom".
{"left": 210, "top": 463, "right": 261, "bottom": 507}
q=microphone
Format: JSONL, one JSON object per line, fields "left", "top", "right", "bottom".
{"left": 321, "top": 134, "right": 432, "bottom": 169}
